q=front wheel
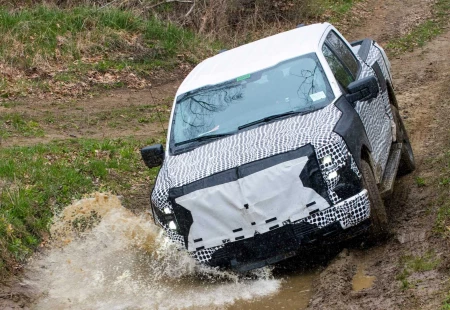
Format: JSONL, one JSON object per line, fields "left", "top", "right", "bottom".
{"left": 361, "top": 159, "right": 388, "bottom": 239}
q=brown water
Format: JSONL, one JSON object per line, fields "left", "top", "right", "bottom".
{"left": 229, "top": 271, "right": 316, "bottom": 310}
{"left": 24, "top": 193, "right": 315, "bottom": 310}
{"left": 352, "top": 264, "right": 376, "bottom": 291}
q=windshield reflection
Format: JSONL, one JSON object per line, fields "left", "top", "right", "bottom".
{"left": 171, "top": 53, "right": 335, "bottom": 150}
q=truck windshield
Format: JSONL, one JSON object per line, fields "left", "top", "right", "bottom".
{"left": 171, "top": 53, "right": 335, "bottom": 149}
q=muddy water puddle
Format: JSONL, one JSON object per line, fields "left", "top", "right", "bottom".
{"left": 228, "top": 271, "right": 316, "bottom": 310}
{"left": 24, "top": 193, "right": 317, "bottom": 309}
{"left": 352, "top": 263, "right": 376, "bottom": 291}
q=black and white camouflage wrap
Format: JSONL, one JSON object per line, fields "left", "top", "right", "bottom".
{"left": 151, "top": 39, "right": 393, "bottom": 264}
{"left": 353, "top": 42, "right": 394, "bottom": 179}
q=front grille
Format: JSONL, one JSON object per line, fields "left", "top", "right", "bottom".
{"left": 209, "top": 219, "right": 371, "bottom": 271}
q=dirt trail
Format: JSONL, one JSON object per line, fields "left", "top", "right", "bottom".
{"left": 1, "top": 82, "right": 181, "bottom": 148}
{"left": 347, "top": 0, "right": 436, "bottom": 44}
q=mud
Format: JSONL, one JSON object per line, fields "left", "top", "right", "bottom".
{"left": 352, "top": 264, "right": 376, "bottom": 291}
{"left": 1, "top": 0, "right": 450, "bottom": 308}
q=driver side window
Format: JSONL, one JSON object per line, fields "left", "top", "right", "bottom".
{"left": 322, "top": 44, "right": 354, "bottom": 88}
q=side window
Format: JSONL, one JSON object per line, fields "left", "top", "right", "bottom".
{"left": 325, "top": 31, "right": 359, "bottom": 78}
{"left": 322, "top": 44, "right": 354, "bottom": 88}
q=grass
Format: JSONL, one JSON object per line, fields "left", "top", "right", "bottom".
{"left": 0, "top": 137, "right": 163, "bottom": 273}
{"left": 401, "top": 252, "right": 440, "bottom": 272}
{"left": 415, "top": 176, "right": 427, "bottom": 187}
{"left": 443, "top": 292, "right": 450, "bottom": 310}
{"left": 0, "top": 6, "right": 202, "bottom": 68}
{"left": 0, "top": 112, "right": 44, "bottom": 139}
{"left": 0, "top": 5, "right": 215, "bottom": 97}
{"left": 386, "top": 0, "right": 450, "bottom": 55}
{"left": 396, "top": 268, "right": 411, "bottom": 290}
{"left": 397, "top": 251, "right": 441, "bottom": 290}
{"left": 323, "top": 0, "right": 362, "bottom": 20}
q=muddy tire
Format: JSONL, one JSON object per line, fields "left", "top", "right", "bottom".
{"left": 361, "top": 159, "right": 388, "bottom": 239}
{"left": 391, "top": 106, "right": 416, "bottom": 175}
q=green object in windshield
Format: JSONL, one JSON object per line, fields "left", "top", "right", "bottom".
{"left": 236, "top": 74, "right": 251, "bottom": 81}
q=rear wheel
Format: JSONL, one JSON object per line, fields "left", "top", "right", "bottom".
{"left": 391, "top": 105, "right": 415, "bottom": 175}
{"left": 361, "top": 159, "right": 388, "bottom": 239}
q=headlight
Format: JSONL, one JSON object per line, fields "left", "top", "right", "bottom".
{"left": 168, "top": 221, "right": 177, "bottom": 230}
{"left": 322, "top": 155, "right": 332, "bottom": 165}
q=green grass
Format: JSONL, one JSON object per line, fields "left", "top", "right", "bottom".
{"left": 396, "top": 268, "right": 411, "bottom": 290}
{"left": 401, "top": 252, "right": 440, "bottom": 272}
{"left": 0, "top": 5, "right": 215, "bottom": 97}
{"left": 0, "top": 112, "right": 44, "bottom": 139}
{"left": 326, "top": 0, "right": 361, "bottom": 16}
{"left": 0, "top": 137, "right": 162, "bottom": 273}
{"left": 416, "top": 176, "right": 427, "bottom": 187}
{"left": 304, "top": 0, "right": 362, "bottom": 24}
{"left": 397, "top": 251, "right": 441, "bottom": 290}
{"left": 397, "top": 252, "right": 440, "bottom": 290}
{"left": 386, "top": 0, "right": 450, "bottom": 55}
{"left": 443, "top": 292, "right": 450, "bottom": 309}
{"left": 0, "top": 6, "right": 202, "bottom": 67}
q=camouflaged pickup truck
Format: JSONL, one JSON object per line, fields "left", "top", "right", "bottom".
{"left": 141, "top": 22, "right": 415, "bottom": 272}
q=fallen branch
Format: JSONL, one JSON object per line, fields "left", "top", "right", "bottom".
{"left": 99, "top": 0, "right": 120, "bottom": 9}
{"left": 184, "top": 0, "right": 196, "bottom": 18}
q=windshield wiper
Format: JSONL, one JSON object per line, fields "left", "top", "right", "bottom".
{"left": 175, "top": 133, "right": 234, "bottom": 146}
{"left": 238, "top": 110, "right": 306, "bottom": 130}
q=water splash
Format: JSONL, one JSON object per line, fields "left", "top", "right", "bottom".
{"left": 25, "top": 193, "right": 281, "bottom": 309}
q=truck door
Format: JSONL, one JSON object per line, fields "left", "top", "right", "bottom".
{"left": 321, "top": 30, "right": 392, "bottom": 178}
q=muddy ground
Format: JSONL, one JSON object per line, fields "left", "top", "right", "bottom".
{"left": 1, "top": 0, "right": 449, "bottom": 309}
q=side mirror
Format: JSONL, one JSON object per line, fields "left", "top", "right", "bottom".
{"left": 345, "top": 76, "right": 379, "bottom": 104}
{"left": 141, "top": 144, "right": 164, "bottom": 169}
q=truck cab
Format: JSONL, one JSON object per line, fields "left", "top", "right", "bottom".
{"left": 141, "top": 23, "right": 415, "bottom": 271}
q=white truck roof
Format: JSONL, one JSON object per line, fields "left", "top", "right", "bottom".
{"left": 176, "top": 23, "right": 331, "bottom": 96}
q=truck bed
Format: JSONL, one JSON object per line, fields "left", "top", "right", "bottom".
{"left": 350, "top": 39, "right": 373, "bottom": 61}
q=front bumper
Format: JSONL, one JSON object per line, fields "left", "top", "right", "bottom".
{"left": 207, "top": 189, "right": 370, "bottom": 271}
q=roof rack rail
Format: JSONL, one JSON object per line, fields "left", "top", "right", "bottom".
{"left": 296, "top": 23, "right": 305, "bottom": 28}
{"left": 218, "top": 49, "right": 227, "bottom": 54}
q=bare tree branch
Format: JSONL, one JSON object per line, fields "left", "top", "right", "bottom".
{"left": 148, "top": 0, "right": 193, "bottom": 10}
{"left": 184, "top": 0, "right": 195, "bottom": 18}
{"left": 100, "top": 0, "right": 120, "bottom": 9}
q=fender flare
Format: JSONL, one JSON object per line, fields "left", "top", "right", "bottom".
{"left": 333, "top": 96, "right": 372, "bottom": 172}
